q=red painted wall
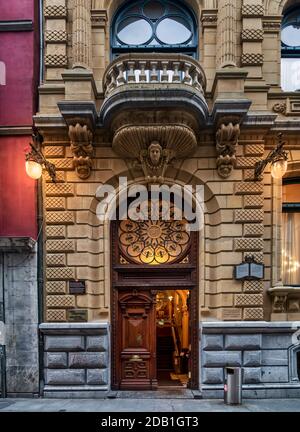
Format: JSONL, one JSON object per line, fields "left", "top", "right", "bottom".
{"left": 0, "top": 136, "right": 37, "bottom": 238}
{"left": 0, "top": 0, "right": 38, "bottom": 239}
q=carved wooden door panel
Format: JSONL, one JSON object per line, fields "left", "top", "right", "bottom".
{"left": 117, "top": 290, "right": 157, "bottom": 390}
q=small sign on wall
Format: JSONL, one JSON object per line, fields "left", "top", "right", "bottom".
{"left": 69, "top": 280, "right": 86, "bottom": 294}
{"left": 67, "top": 309, "right": 88, "bottom": 322}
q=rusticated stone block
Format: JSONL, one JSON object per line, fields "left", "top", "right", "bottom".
{"left": 243, "top": 252, "right": 264, "bottom": 263}
{"left": 243, "top": 224, "right": 264, "bottom": 237}
{"left": 243, "top": 307, "right": 264, "bottom": 320}
{"left": 45, "top": 336, "right": 84, "bottom": 352}
{"left": 243, "top": 280, "right": 263, "bottom": 293}
{"left": 235, "top": 182, "right": 263, "bottom": 195}
{"left": 244, "top": 196, "right": 264, "bottom": 209}
{"left": 234, "top": 238, "right": 264, "bottom": 251}
{"left": 46, "top": 226, "right": 66, "bottom": 239}
{"left": 44, "top": 146, "right": 65, "bottom": 158}
{"left": 69, "top": 353, "right": 107, "bottom": 369}
{"left": 202, "top": 351, "right": 241, "bottom": 367}
{"left": 262, "top": 350, "right": 288, "bottom": 366}
{"left": 45, "top": 370, "right": 85, "bottom": 385}
{"left": 45, "top": 54, "right": 68, "bottom": 67}
{"left": 46, "top": 309, "right": 66, "bottom": 322}
{"left": 202, "top": 335, "right": 223, "bottom": 351}
{"left": 46, "top": 281, "right": 67, "bottom": 294}
{"left": 46, "top": 267, "right": 75, "bottom": 280}
{"left": 46, "top": 240, "right": 75, "bottom": 252}
{"left": 48, "top": 159, "right": 73, "bottom": 170}
{"left": 202, "top": 368, "right": 223, "bottom": 384}
{"left": 45, "top": 171, "right": 65, "bottom": 183}
{"left": 45, "top": 30, "right": 67, "bottom": 43}
{"left": 261, "top": 366, "right": 288, "bottom": 383}
{"left": 45, "top": 198, "right": 65, "bottom": 211}
{"left": 45, "top": 352, "right": 67, "bottom": 368}
{"left": 243, "top": 368, "right": 262, "bottom": 383}
{"left": 44, "top": 5, "right": 67, "bottom": 18}
{"left": 244, "top": 144, "right": 264, "bottom": 157}
{"left": 241, "top": 29, "right": 264, "bottom": 41}
{"left": 225, "top": 335, "right": 262, "bottom": 350}
{"left": 86, "top": 336, "right": 108, "bottom": 352}
{"left": 241, "top": 53, "right": 264, "bottom": 66}
{"left": 87, "top": 369, "right": 108, "bottom": 385}
{"left": 222, "top": 308, "right": 242, "bottom": 320}
{"left": 235, "top": 294, "right": 263, "bottom": 307}
{"left": 46, "top": 211, "right": 74, "bottom": 225}
{"left": 236, "top": 157, "right": 261, "bottom": 169}
{"left": 243, "top": 351, "right": 262, "bottom": 367}
{"left": 242, "top": 4, "right": 264, "bottom": 17}
{"left": 235, "top": 209, "right": 264, "bottom": 223}
{"left": 45, "top": 183, "right": 74, "bottom": 197}
{"left": 262, "top": 334, "right": 293, "bottom": 350}
{"left": 46, "top": 254, "right": 66, "bottom": 267}
{"left": 46, "top": 294, "right": 75, "bottom": 308}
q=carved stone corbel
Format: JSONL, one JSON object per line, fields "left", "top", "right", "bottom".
{"left": 68, "top": 123, "right": 94, "bottom": 179}
{"left": 272, "top": 294, "right": 287, "bottom": 313}
{"left": 215, "top": 122, "right": 240, "bottom": 178}
{"left": 137, "top": 141, "right": 175, "bottom": 184}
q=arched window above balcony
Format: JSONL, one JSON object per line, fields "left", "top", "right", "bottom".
{"left": 111, "top": 0, "right": 197, "bottom": 57}
{"left": 281, "top": 6, "right": 300, "bottom": 91}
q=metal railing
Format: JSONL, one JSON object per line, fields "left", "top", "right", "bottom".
{"left": 103, "top": 53, "right": 207, "bottom": 97}
{"left": 0, "top": 345, "right": 6, "bottom": 398}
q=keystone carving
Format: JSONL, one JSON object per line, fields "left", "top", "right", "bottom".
{"left": 272, "top": 295, "right": 287, "bottom": 313}
{"left": 215, "top": 122, "right": 240, "bottom": 178}
{"left": 68, "top": 123, "right": 94, "bottom": 179}
{"left": 272, "top": 102, "right": 287, "bottom": 115}
{"left": 137, "top": 141, "right": 175, "bottom": 183}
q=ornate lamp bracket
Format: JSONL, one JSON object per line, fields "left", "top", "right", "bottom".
{"left": 215, "top": 118, "right": 240, "bottom": 178}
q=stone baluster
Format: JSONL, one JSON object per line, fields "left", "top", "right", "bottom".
{"left": 172, "top": 61, "right": 181, "bottom": 83}
{"left": 161, "top": 61, "right": 169, "bottom": 82}
{"left": 73, "top": 0, "right": 92, "bottom": 69}
{"left": 127, "top": 61, "right": 136, "bottom": 83}
{"left": 116, "top": 62, "right": 126, "bottom": 86}
{"left": 105, "top": 69, "right": 117, "bottom": 95}
{"left": 139, "top": 61, "right": 147, "bottom": 82}
{"left": 183, "top": 62, "right": 192, "bottom": 84}
{"left": 192, "top": 69, "right": 202, "bottom": 92}
{"left": 150, "top": 61, "right": 159, "bottom": 82}
{"left": 216, "top": 0, "right": 237, "bottom": 68}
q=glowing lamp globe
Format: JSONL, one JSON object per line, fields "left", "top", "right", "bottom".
{"left": 271, "top": 159, "right": 288, "bottom": 179}
{"left": 25, "top": 160, "right": 43, "bottom": 180}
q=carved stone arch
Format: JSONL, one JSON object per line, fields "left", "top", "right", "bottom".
{"left": 265, "top": 0, "right": 300, "bottom": 15}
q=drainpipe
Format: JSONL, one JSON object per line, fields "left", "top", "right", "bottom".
{"left": 37, "top": 0, "right": 45, "bottom": 397}
{"left": 0, "top": 253, "right": 7, "bottom": 398}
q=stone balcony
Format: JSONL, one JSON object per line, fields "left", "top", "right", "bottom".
{"left": 99, "top": 53, "right": 209, "bottom": 129}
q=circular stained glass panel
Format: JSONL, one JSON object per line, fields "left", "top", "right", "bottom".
{"left": 282, "top": 25, "right": 300, "bottom": 47}
{"left": 156, "top": 17, "right": 191, "bottom": 44}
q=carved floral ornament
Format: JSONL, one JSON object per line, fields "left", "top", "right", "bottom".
{"left": 215, "top": 122, "right": 240, "bottom": 178}
{"left": 68, "top": 123, "right": 94, "bottom": 179}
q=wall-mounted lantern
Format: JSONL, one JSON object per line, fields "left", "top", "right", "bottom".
{"left": 25, "top": 130, "right": 57, "bottom": 182}
{"left": 254, "top": 133, "right": 289, "bottom": 180}
{"left": 234, "top": 255, "right": 264, "bottom": 281}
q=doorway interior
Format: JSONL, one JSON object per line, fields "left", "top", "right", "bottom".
{"left": 156, "top": 290, "right": 190, "bottom": 388}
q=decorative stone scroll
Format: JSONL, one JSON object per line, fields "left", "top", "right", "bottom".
{"left": 215, "top": 122, "right": 240, "bottom": 178}
{"left": 68, "top": 124, "right": 94, "bottom": 179}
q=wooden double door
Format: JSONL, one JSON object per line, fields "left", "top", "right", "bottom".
{"left": 111, "top": 285, "right": 198, "bottom": 390}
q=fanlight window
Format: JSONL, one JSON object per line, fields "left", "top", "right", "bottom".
{"left": 281, "top": 6, "right": 300, "bottom": 92}
{"left": 111, "top": 0, "right": 197, "bottom": 57}
{"left": 118, "top": 201, "right": 191, "bottom": 265}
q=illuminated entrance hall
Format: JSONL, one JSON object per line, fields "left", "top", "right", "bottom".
{"left": 156, "top": 290, "right": 190, "bottom": 388}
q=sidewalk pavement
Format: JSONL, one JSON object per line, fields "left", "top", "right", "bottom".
{"left": 0, "top": 397, "right": 299, "bottom": 412}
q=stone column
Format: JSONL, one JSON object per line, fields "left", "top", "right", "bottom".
{"left": 216, "top": 0, "right": 237, "bottom": 68}
{"left": 73, "top": 0, "right": 92, "bottom": 69}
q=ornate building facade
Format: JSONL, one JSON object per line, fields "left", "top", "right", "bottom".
{"left": 31, "top": 0, "right": 300, "bottom": 398}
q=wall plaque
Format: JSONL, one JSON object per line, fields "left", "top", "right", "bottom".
{"left": 69, "top": 279, "right": 86, "bottom": 294}
{"left": 67, "top": 309, "right": 88, "bottom": 322}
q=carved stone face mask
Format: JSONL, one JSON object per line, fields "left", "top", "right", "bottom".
{"left": 148, "top": 142, "right": 162, "bottom": 166}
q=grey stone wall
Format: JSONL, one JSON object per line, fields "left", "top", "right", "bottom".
{"left": 40, "top": 323, "right": 109, "bottom": 398}
{"left": 0, "top": 251, "right": 39, "bottom": 397}
{"left": 200, "top": 322, "right": 300, "bottom": 398}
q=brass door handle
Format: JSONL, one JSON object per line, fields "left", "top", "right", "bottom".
{"left": 129, "top": 354, "right": 143, "bottom": 362}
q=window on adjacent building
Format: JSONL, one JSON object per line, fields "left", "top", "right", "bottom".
{"left": 282, "top": 180, "right": 300, "bottom": 285}
{"left": 281, "top": 6, "right": 300, "bottom": 92}
{"left": 111, "top": 0, "right": 197, "bottom": 58}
